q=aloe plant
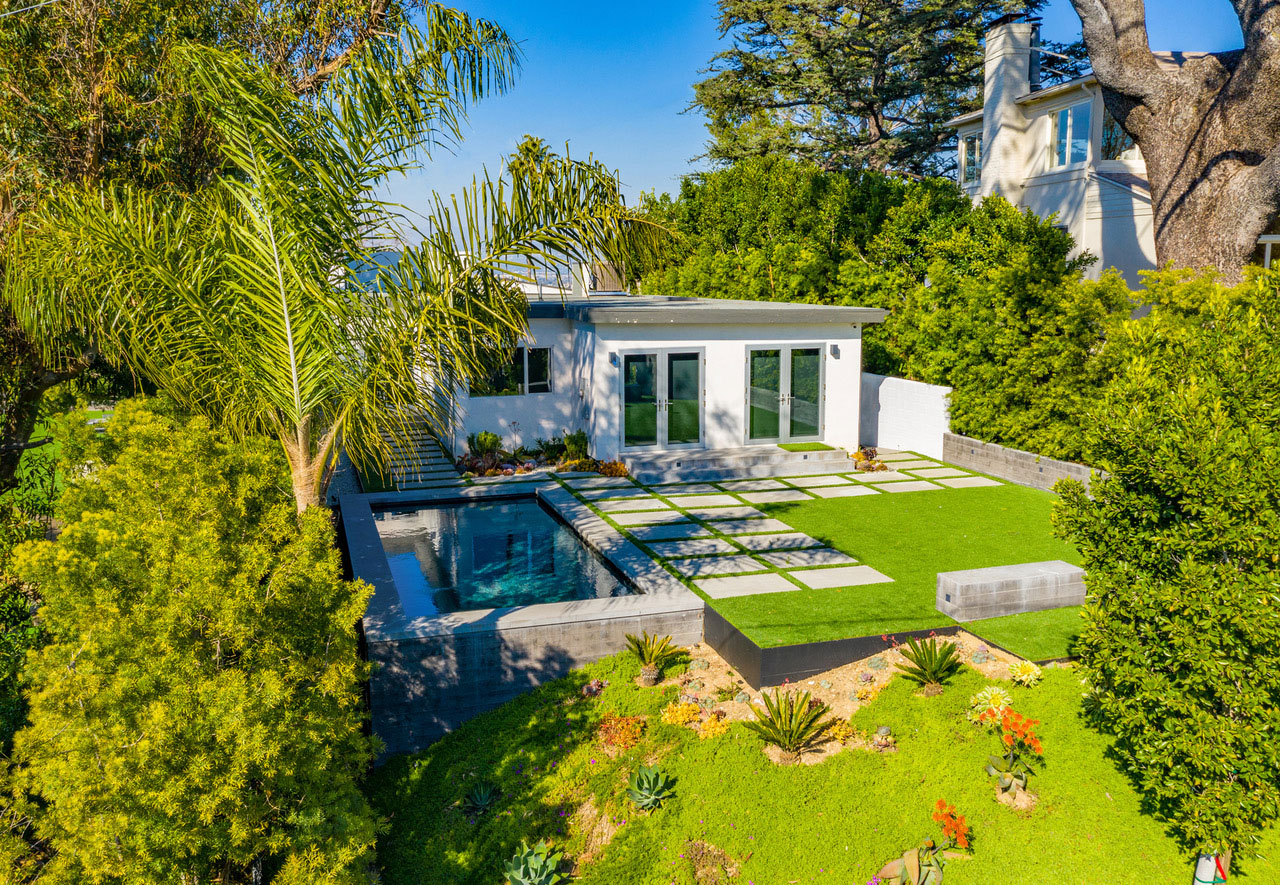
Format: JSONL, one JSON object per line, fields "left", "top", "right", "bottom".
{"left": 896, "top": 638, "right": 962, "bottom": 693}
{"left": 625, "top": 631, "right": 679, "bottom": 686}
{"left": 461, "top": 781, "right": 500, "bottom": 816}
{"left": 741, "top": 689, "right": 835, "bottom": 764}
{"left": 627, "top": 764, "right": 676, "bottom": 810}
{"left": 503, "top": 840, "right": 565, "bottom": 885}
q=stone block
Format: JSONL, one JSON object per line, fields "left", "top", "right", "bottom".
{"left": 936, "top": 560, "right": 1085, "bottom": 622}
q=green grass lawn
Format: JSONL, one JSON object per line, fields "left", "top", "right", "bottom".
{"left": 708, "top": 484, "right": 1082, "bottom": 657}
{"left": 367, "top": 650, "right": 1280, "bottom": 884}
{"left": 777, "top": 441, "right": 835, "bottom": 452}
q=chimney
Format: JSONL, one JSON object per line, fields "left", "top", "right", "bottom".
{"left": 980, "top": 15, "right": 1037, "bottom": 201}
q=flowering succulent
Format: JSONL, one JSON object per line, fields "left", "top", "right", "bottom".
{"left": 982, "top": 709, "right": 1045, "bottom": 794}
{"left": 698, "top": 713, "right": 730, "bottom": 740}
{"left": 827, "top": 720, "right": 857, "bottom": 744}
{"left": 597, "top": 714, "right": 646, "bottom": 750}
{"left": 931, "top": 799, "right": 971, "bottom": 850}
{"left": 1009, "top": 660, "right": 1043, "bottom": 687}
{"left": 967, "top": 685, "right": 1013, "bottom": 725}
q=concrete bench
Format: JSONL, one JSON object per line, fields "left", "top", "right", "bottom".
{"left": 936, "top": 560, "right": 1085, "bottom": 622}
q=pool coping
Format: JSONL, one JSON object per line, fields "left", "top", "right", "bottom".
{"left": 340, "top": 483, "right": 704, "bottom": 644}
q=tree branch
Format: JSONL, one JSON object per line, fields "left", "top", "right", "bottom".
{"left": 292, "top": 0, "right": 393, "bottom": 94}
{"left": 1069, "top": 0, "right": 1167, "bottom": 103}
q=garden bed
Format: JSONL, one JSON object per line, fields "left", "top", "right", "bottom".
{"left": 367, "top": 643, "right": 1280, "bottom": 884}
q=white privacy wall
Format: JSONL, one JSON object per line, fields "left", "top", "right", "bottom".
{"left": 451, "top": 318, "right": 585, "bottom": 454}
{"left": 859, "top": 373, "right": 951, "bottom": 460}
{"left": 585, "top": 323, "right": 865, "bottom": 461}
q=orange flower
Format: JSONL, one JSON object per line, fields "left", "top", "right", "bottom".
{"left": 936, "top": 798, "right": 947, "bottom": 811}
{"left": 1003, "top": 733, "right": 1014, "bottom": 747}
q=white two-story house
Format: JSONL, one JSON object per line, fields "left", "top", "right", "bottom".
{"left": 946, "top": 16, "right": 1177, "bottom": 286}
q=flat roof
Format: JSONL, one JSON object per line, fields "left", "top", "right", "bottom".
{"left": 526, "top": 292, "right": 886, "bottom": 326}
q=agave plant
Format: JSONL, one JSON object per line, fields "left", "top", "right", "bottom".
{"left": 461, "top": 781, "right": 501, "bottom": 817}
{"left": 625, "top": 632, "right": 679, "bottom": 686}
{"left": 896, "top": 638, "right": 962, "bottom": 695}
{"left": 742, "top": 689, "right": 835, "bottom": 764}
{"left": 503, "top": 840, "right": 566, "bottom": 885}
{"left": 627, "top": 764, "right": 676, "bottom": 810}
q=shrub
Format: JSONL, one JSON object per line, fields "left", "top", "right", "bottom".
{"left": 827, "top": 720, "right": 858, "bottom": 744}
{"left": 461, "top": 782, "right": 501, "bottom": 817}
{"left": 534, "top": 435, "right": 567, "bottom": 461}
{"left": 625, "top": 631, "right": 679, "bottom": 686}
{"left": 1052, "top": 268, "right": 1280, "bottom": 860}
{"left": 741, "top": 689, "right": 835, "bottom": 764}
{"left": 503, "top": 840, "right": 566, "bottom": 885}
{"left": 8, "top": 406, "right": 378, "bottom": 881}
{"left": 627, "top": 764, "right": 676, "bottom": 810}
{"left": 1009, "top": 661, "right": 1042, "bottom": 687}
{"left": 467, "top": 430, "right": 503, "bottom": 457}
{"left": 596, "top": 459, "right": 629, "bottom": 477}
{"left": 981, "top": 709, "right": 1044, "bottom": 796}
{"left": 967, "top": 686, "right": 1012, "bottom": 725}
{"left": 598, "top": 713, "right": 646, "bottom": 750}
{"left": 896, "top": 638, "right": 962, "bottom": 693}
{"left": 563, "top": 429, "right": 589, "bottom": 460}
{"left": 660, "top": 701, "right": 701, "bottom": 728}
{"left": 556, "top": 457, "right": 598, "bottom": 473}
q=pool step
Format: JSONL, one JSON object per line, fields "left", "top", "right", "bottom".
{"left": 624, "top": 446, "right": 858, "bottom": 484}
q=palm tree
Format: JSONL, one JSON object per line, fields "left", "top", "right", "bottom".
{"left": 3, "top": 5, "right": 660, "bottom": 510}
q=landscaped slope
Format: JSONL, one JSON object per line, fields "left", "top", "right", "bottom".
{"left": 710, "top": 483, "right": 1082, "bottom": 655}
{"left": 366, "top": 650, "right": 1280, "bottom": 884}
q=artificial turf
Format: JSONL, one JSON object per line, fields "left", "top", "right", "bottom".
{"left": 777, "top": 441, "right": 835, "bottom": 452}
{"left": 707, "top": 483, "right": 1082, "bottom": 656}
{"left": 965, "top": 606, "right": 1084, "bottom": 662}
{"left": 367, "top": 650, "right": 1280, "bottom": 884}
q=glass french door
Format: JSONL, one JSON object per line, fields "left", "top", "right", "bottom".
{"left": 622, "top": 350, "right": 703, "bottom": 449}
{"left": 747, "top": 346, "right": 823, "bottom": 443}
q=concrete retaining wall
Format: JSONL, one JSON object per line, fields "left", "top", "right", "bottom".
{"left": 936, "top": 560, "right": 1086, "bottom": 622}
{"left": 943, "top": 432, "right": 1095, "bottom": 491}
{"left": 860, "top": 373, "right": 951, "bottom": 459}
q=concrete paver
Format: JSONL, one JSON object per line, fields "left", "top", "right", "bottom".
{"left": 696, "top": 572, "right": 801, "bottom": 599}
{"left": 790, "top": 565, "right": 894, "bottom": 589}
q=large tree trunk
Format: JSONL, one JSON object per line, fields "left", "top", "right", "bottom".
{"left": 1070, "top": 0, "right": 1280, "bottom": 283}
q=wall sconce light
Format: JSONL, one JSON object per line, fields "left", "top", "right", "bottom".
{"left": 829, "top": 343, "right": 840, "bottom": 358}
{"left": 609, "top": 352, "right": 619, "bottom": 367}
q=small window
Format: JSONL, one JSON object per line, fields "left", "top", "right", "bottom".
{"left": 1052, "top": 101, "right": 1092, "bottom": 167}
{"left": 962, "top": 134, "right": 981, "bottom": 184}
{"left": 526, "top": 347, "right": 551, "bottom": 393}
{"left": 469, "top": 346, "right": 553, "bottom": 397}
{"left": 1101, "top": 109, "right": 1137, "bottom": 161}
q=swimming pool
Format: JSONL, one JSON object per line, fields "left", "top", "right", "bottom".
{"left": 373, "top": 496, "right": 632, "bottom": 617}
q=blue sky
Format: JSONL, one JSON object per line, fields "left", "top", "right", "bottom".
{"left": 383, "top": 1, "right": 1246, "bottom": 219}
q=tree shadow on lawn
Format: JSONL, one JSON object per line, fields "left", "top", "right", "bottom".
{"left": 368, "top": 651, "right": 683, "bottom": 885}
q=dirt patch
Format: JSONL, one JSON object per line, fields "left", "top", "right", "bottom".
{"left": 684, "top": 839, "right": 742, "bottom": 883}
{"left": 570, "top": 797, "right": 623, "bottom": 867}
{"left": 665, "top": 632, "right": 1036, "bottom": 724}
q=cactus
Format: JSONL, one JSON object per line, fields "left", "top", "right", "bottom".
{"left": 627, "top": 764, "right": 676, "bottom": 810}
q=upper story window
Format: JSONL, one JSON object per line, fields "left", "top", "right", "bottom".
{"left": 961, "top": 134, "right": 982, "bottom": 184}
{"left": 1051, "top": 100, "right": 1092, "bottom": 167}
{"left": 470, "top": 346, "right": 553, "bottom": 397}
{"left": 1101, "top": 109, "right": 1138, "bottom": 161}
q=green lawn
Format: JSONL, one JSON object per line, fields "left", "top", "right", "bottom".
{"left": 367, "top": 650, "right": 1280, "bottom": 885}
{"left": 777, "top": 441, "right": 835, "bottom": 452}
{"left": 708, "top": 483, "right": 1082, "bottom": 657}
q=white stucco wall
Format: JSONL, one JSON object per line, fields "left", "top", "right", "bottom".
{"left": 584, "top": 323, "right": 865, "bottom": 462}
{"left": 452, "top": 318, "right": 585, "bottom": 454}
{"left": 859, "top": 373, "right": 951, "bottom": 460}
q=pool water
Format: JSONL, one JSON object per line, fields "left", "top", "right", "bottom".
{"left": 374, "top": 497, "right": 631, "bottom": 617}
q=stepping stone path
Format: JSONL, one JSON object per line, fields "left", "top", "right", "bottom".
{"left": 557, "top": 448, "right": 1013, "bottom": 602}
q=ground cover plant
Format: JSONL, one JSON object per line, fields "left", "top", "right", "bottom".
{"left": 367, "top": 648, "right": 1280, "bottom": 884}
{"left": 707, "top": 483, "right": 1080, "bottom": 655}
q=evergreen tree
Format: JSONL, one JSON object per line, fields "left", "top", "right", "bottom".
{"left": 692, "top": 0, "right": 1041, "bottom": 173}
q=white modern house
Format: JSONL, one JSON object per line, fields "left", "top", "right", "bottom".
{"left": 947, "top": 16, "right": 1166, "bottom": 286}
{"left": 451, "top": 291, "right": 886, "bottom": 473}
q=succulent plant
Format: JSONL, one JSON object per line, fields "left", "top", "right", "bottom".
{"left": 627, "top": 764, "right": 676, "bottom": 810}
{"left": 896, "top": 638, "right": 962, "bottom": 693}
{"left": 742, "top": 689, "right": 835, "bottom": 764}
{"left": 625, "top": 631, "right": 679, "bottom": 686}
{"left": 461, "top": 781, "right": 501, "bottom": 816}
{"left": 967, "top": 686, "right": 1013, "bottom": 723}
{"left": 503, "top": 840, "right": 566, "bottom": 885}
{"left": 1009, "top": 660, "right": 1043, "bottom": 687}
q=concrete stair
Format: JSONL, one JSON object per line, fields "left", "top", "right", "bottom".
{"left": 623, "top": 446, "right": 857, "bottom": 484}
{"left": 378, "top": 429, "right": 462, "bottom": 488}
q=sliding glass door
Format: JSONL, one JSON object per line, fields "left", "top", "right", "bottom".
{"left": 747, "top": 345, "right": 824, "bottom": 443}
{"left": 621, "top": 350, "right": 703, "bottom": 450}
